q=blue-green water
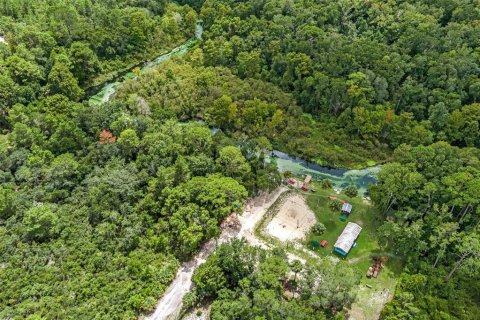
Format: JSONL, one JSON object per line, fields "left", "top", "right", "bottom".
{"left": 89, "top": 22, "right": 203, "bottom": 106}
{"left": 86, "top": 22, "right": 378, "bottom": 196}
{"left": 271, "top": 150, "right": 379, "bottom": 196}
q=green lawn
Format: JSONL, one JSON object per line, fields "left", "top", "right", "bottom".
{"left": 305, "top": 188, "right": 381, "bottom": 259}
{"left": 254, "top": 184, "right": 404, "bottom": 319}
{"left": 303, "top": 186, "right": 404, "bottom": 319}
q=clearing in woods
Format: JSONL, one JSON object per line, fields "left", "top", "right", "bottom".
{"left": 265, "top": 194, "right": 317, "bottom": 242}
{"left": 304, "top": 187, "right": 403, "bottom": 320}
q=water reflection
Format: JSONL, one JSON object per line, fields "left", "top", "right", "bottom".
{"left": 270, "top": 150, "right": 379, "bottom": 195}
{"left": 89, "top": 22, "right": 203, "bottom": 106}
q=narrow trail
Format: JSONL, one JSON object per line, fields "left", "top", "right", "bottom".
{"left": 143, "top": 187, "right": 288, "bottom": 320}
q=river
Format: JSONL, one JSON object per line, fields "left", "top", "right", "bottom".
{"left": 86, "top": 21, "right": 379, "bottom": 194}
{"left": 88, "top": 22, "right": 204, "bottom": 106}
{"left": 271, "top": 150, "right": 379, "bottom": 195}
{"left": 81, "top": 19, "right": 380, "bottom": 320}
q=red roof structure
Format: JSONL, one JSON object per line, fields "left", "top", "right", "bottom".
{"left": 301, "top": 184, "right": 309, "bottom": 191}
{"left": 320, "top": 240, "right": 328, "bottom": 247}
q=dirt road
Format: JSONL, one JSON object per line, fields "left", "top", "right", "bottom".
{"left": 144, "top": 187, "right": 288, "bottom": 320}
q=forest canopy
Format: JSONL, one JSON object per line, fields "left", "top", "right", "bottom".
{"left": 0, "top": 0, "right": 479, "bottom": 319}
{"left": 191, "top": 0, "right": 480, "bottom": 160}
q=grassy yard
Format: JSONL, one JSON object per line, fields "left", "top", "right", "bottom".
{"left": 253, "top": 184, "right": 404, "bottom": 319}
{"left": 303, "top": 186, "right": 404, "bottom": 319}
{"left": 305, "top": 188, "right": 382, "bottom": 259}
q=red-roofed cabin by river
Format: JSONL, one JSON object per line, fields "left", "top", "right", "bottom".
{"left": 301, "top": 184, "right": 310, "bottom": 191}
{"left": 288, "top": 178, "right": 297, "bottom": 184}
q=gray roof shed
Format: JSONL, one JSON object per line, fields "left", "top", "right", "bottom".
{"left": 334, "top": 222, "right": 362, "bottom": 254}
{"left": 342, "top": 203, "right": 352, "bottom": 213}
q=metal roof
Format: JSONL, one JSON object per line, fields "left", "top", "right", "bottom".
{"left": 342, "top": 203, "right": 352, "bottom": 213}
{"left": 334, "top": 222, "right": 362, "bottom": 254}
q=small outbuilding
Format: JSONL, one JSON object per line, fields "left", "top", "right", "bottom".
{"left": 304, "top": 175, "right": 312, "bottom": 183}
{"left": 340, "top": 203, "right": 352, "bottom": 221}
{"left": 341, "top": 203, "right": 352, "bottom": 215}
{"left": 333, "top": 222, "right": 362, "bottom": 256}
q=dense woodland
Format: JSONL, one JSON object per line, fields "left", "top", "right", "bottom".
{"left": 0, "top": 0, "right": 277, "bottom": 318}
{"left": 0, "top": 0, "right": 479, "bottom": 319}
{"left": 194, "top": 0, "right": 480, "bottom": 166}
{"left": 0, "top": 0, "right": 197, "bottom": 110}
{"left": 372, "top": 143, "right": 480, "bottom": 319}
{"left": 189, "top": 239, "right": 359, "bottom": 319}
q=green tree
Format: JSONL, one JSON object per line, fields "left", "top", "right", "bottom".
{"left": 236, "top": 50, "right": 261, "bottom": 78}
{"left": 207, "top": 95, "right": 238, "bottom": 130}
{"left": 290, "top": 259, "right": 303, "bottom": 283}
{"left": 117, "top": 129, "right": 140, "bottom": 159}
{"left": 311, "top": 223, "right": 326, "bottom": 235}
{"left": 216, "top": 146, "right": 251, "bottom": 181}
{"left": 23, "top": 205, "right": 58, "bottom": 242}
{"left": 45, "top": 153, "right": 80, "bottom": 192}
{"left": 173, "top": 156, "right": 191, "bottom": 186}
{"left": 446, "top": 231, "right": 480, "bottom": 280}
{"left": 192, "top": 255, "right": 227, "bottom": 298}
{"left": 8, "top": 123, "right": 43, "bottom": 149}
{"left": 5, "top": 55, "right": 44, "bottom": 85}
{"left": 68, "top": 42, "right": 100, "bottom": 83}
{"left": 343, "top": 185, "right": 358, "bottom": 198}
{"left": 254, "top": 256, "right": 288, "bottom": 291}
{"left": 46, "top": 58, "right": 83, "bottom": 101}
{"left": 0, "top": 187, "right": 15, "bottom": 219}
{"left": 429, "top": 102, "right": 449, "bottom": 131}
{"left": 329, "top": 200, "right": 342, "bottom": 212}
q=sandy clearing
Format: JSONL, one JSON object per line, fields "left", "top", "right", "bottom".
{"left": 182, "top": 306, "right": 209, "bottom": 320}
{"left": 265, "top": 194, "right": 316, "bottom": 242}
{"left": 348, "top": 286, "right": 393, "bottom": 320}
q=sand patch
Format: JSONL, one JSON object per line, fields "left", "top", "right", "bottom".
{"left": 348, "top": 286, "right": 393, "bottom": 320}
{"left": 265, "top": 194, "right": 316, "bottom": 242}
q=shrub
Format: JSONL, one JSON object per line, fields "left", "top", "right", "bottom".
{"left": 329, "top": 200, "right": 342, "bottom": 212}
{"left": 182, "top": 290, "right": 199, "bottom": 309}
{"left": 321, "top": 179, "right": 333, "bottom": 189}
{"left": 283, "top": 171, "right": 293, "bottom": 179}
{"left": 311, "top": 223, "right": 326, "bottom": 235}
{"left": 344, "top": 185, "right": 358, "bottom": 198}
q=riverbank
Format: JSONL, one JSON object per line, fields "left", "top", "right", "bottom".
{"left": 85, "top": 39, "right": 184, "bottom": 91}
{"left": 87, "top": 22, "right": 203, "bottom": 106}
{"left": 269, "top": 150, "right": 380, "bottom": 195}
{"left": 275, "top": 113, "right": 391, "bottom": 170}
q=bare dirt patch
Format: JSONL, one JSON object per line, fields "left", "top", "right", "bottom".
{"left": 182, "top": 306, "right": 210, "bottom": 320}
{"left": 348, "top": 286, "right": 393, "bottom": 320}
{"left": 265, "top": 194, "right": 316, "bottom": 242}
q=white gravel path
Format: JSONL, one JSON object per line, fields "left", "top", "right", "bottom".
{"left": 143, "top": 187, "right": 288, "bottom": 320}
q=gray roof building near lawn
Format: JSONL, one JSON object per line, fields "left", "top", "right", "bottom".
{"left": 334, "top": 222, "right": 362, "bottom": 255}
{"left": 342, "top": 203, "right": 352, "bottom": 213}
